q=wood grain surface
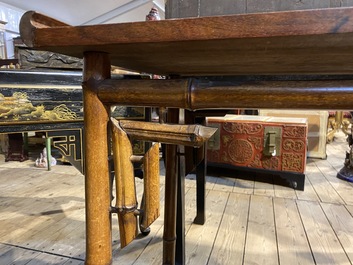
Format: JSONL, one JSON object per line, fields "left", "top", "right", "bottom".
{"left": 20, "top": 8, "right": 353, "bottom": 76}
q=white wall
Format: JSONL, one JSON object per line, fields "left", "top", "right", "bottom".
{"left": 0, "top": 0, "right": 165, "bottom": 25}
{"left": 0, "top": 0, "right": 165, "bottom": 58}
{"left": 0, "top": 2, "right": 24, "bottom": 58}
{"left": 104, "top": 2, "right": 164, "bottom": 24}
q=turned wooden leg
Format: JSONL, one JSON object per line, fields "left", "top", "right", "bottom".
{"left": 83, "top": 52, "right": 112, "bottom": 265}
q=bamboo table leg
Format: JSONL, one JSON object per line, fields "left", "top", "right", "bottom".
{"left": 163, "top": 108, "right": 179, "bottom": 264}
{"left": 83, "top": 52, "right": 112, "bottom": 265}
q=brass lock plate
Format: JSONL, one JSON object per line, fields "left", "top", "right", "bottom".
{"left": 263, "top": 126, "right": 282, "bottom": 156}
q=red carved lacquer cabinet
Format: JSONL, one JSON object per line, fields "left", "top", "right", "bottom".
{"left": 206, "top": 115, "right": 308, "bottom": 174}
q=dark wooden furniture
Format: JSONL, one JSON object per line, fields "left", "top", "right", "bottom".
{"left": 20, "top": 8, "right": 353, "bottom": 265}
{"left": 0, "top": 69, "right": 150, "bottom": 172}
{"left": 5, "top": 133, "right": 28, "bottom": 162}
{"left": 0, "top": 59, "right": 18, "bottom": 67}
{"left": 0, "top": 69, "right": 84, "bottom": 170}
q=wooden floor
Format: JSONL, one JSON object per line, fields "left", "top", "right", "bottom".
{"left": 1, "top": 131, "right": 353, "bottom": 265}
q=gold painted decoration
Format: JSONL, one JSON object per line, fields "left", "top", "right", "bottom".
{"left": 0, "top": 92, "right": 78, "bottom": 122}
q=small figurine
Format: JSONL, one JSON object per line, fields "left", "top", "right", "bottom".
{"left": 146, "top": 7, "right": 160, "bottom": 21}
{"left": 35, "top": 147, "right": 56, "bottom": 168}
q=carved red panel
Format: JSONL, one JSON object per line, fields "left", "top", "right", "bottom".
{"left": 207, "top": 115, "right": 308, "bottom": 174}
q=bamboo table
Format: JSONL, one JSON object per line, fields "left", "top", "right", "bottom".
{"left": 20, "top": 7, "right": 353, "bottom": 265}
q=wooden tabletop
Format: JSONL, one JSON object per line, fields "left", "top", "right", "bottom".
{"left": 20, "top": 8, "right": 353, "bottom": 76}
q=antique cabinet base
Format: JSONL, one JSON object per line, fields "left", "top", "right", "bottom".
{"left": 208, "top": 163, "right": 305, "bottom": 190}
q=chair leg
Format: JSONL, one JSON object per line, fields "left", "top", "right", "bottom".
{"left": 176, "top": 146, "right": 185, "bottom": 264}
{"left": 194, "top": 146, "right": 206, "bottom": 225}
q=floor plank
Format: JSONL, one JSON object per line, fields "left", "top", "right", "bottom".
{"left": 305, "top": 161, "right": 344, "bottom": 204}
{"left": 295, "top": 175, "right": 320, "bottom": 202}
{"left": 2, "top": 131, "right": 353, "bottom": 264}
{"left": 253, "top": 177, "right": 275, "bottom": 197}
{"left": 243, "top": 195, "right": 278, "bottom": 265}
{"left": 25, "top": 252, "right": 69, "bottom": 265}
{"left": 273, "top": 198, "right": 315, "bottom": 265}
{"left": 321, "top": 202, "right": 353, "bottom": 263}
{"left": 62, "top": 259, "right": 85, "bottom": 265}
{"left": 297, "top": 200, "right": 351, "bottom": 265}
{"left": 315, "top": 159, "right": 353, "bottom": 205}
{"left": 232, "top": 175, "right": 255, "bottom": 195}
{"left": 273, "top": 180, "right": 297, "bottom": 199}
{"left": 208, "top": 193, "right": 250, "bottom": 265}
{"left": 185, "top": 190, "right": 228, "bottom": 265}
{"left": 0, "top": 244, "right": 41, "bottom": 265}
